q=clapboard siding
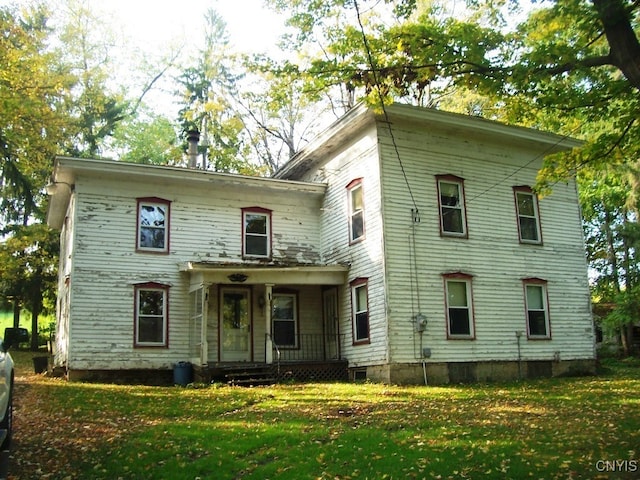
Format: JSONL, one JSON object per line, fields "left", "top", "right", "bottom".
{"left": 65, "top": 172, "right": 325, "bottom": 370}
{"left": 294, "top": 126, "right": 390, "bottom": 366}
{"left": 378, "top": 117, "right": 593, "bottom": 364}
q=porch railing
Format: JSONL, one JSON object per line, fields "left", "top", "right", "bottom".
{"left": 267, "top": 333, "right": 344, "bottom": 363}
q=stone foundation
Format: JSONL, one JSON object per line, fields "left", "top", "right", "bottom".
{"left": 352, "top": 359, "right": 597, "bottom": 385}
{"left": 66, "top": 368, "right": 173, "bottom": 385}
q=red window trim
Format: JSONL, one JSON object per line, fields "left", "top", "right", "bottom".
{"left": 241, "top": 206, "right": 273, "bottom": 259}
{"left": 435, "top": 174, "right": 468, "bottom": 239}
{"left": 442, "top": 272, "right": 476, "bottom": 340}
{"left": 136, "top": 197, "right": 171, "bottom": 254}
{"left": 133, "top": 281, "right": 170, "bottom": 348}
{"left": 522, "top": 277, "right": 552, "bottom": 340}
{"left": 350, "top": 277, "right": 370, "bottom": 345}
{"left": 346, "top": 178, "right": 365, "bottom": 245}
{"left": 513, "top": 186, "right": 543, "bottom": 245}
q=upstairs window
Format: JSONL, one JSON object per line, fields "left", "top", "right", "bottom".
{"left": 443, "top": 273, "right": 475, "bottom": 339}
{"left": 347, "top": 179, "right": 365, "bottom": 243}
{"left": 242, "top": 207, "right": 272, "bottom": 258}
{"left": 436, "top": 175, "right": 467, "bottom": 237}
{"left": 134, "top": 282, "right": 169, "bottom": 347}
{"left": 514, "top": 186, "right": 542, "bottom": 244}
{"left": 524, "top": 278, "right": 551, "bottom": 339}
{"left": 137, "top": 198, "right": 170, "bottom": 253}
{"left": 350, "top": 278, "right": 370, "bottom": 344}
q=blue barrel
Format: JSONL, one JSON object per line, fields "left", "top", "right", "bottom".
{"left": 173, "top": 361, "right": 193, "bottom": 386}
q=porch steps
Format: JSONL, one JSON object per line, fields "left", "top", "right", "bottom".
{"left": 222, "top": 365, "right": 276, "bottom": 387}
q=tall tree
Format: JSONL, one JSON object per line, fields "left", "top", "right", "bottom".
{"left": 54, "top": 0, "right": 129, "bottom": 157}
{"left": 176, "top": 9, "right": 251, "bottom": 173}
{"left": 240, "top": 58, "right": 326, "bottom": 174}
{"left": 0, "top": 3, "right": 70, "bottom": 348}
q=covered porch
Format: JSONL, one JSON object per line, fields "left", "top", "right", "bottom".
{"left": 180, "top": 262, "right": 349, "bottom": 382}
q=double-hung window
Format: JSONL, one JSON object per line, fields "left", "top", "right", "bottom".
{"left": 443, "top": 273, "right": 475, "bottom": 339}
{"left": 514, "top": 186, "right": 542, "bottom": 244}
{"left": 436, "top": 175, "right": 467, "bottom": 237}
{"left": 137, "top": 197, "right": 170, "bottom": 253}
{"left": 272, "top": 292, "right": 298, "bottom": 348}
{"left": 347, "top": 179, "right": 365, "bottom": 243}
{"left": 242, "top": 207, "right": 272, "bottom": 258}
{"left": 134, "top": 282, "right": 169, "bottom": 347}
{"left": 351, "top": 278, "right": 370, "bottom": 344}
{"left": 524, "top": 278, "right": 551, "bottom": 339}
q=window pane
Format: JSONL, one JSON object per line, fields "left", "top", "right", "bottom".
{"left": 273, "top": 320, "right": 296, "bottom": 346}
{"left": 355, "top": 285, "right": 367, "bottom": 311}
{"left": 351, "top": 211, "right": 364, "bottom": 240}
{"left": 351, "top": 185, "right": 363, "bottom": 211}
{"left": 449, "top": 308, "right": 470, "bottom": 335}
{"left": 442, "top": 207, "right": 463, "bottom": 233}
{"left": 355, "top": 311, "right": 369, "bottom": 340}
{"left": 528, "top": 311, "right": 547, "bottom": 336}
{"left": 447, "top": 281, "right": 468, "bottom": 307}
{"left": 440, "top": 182, "right": 460, "bottom": 206}
{"left": 245, "top": 214, "right": 267, "bottom": 234}
{"left": 138, "top": 316, "right": 164, "bottom": 343}
{"left": 519, "top": 217, "right": 539, "bottom": 241}
{"left": 246, "top": 235, "right": 268, "bottom": 256}
{"left": 139, "top": 290, "right": 164, "bottom": 315}
{"left": 140, "top": 205, "right": 165, "bottom": 227}
{"left": 273, "top": 296, "right": 294, "bottom": 320}
{"left": 526, "top": 285, "right": 544, "bottom": 309}
{"left": 517, "top": 192, "right": 535, "bottom": 216}
{"left": 140, "top": 227, "right": 165, "bottom": 249}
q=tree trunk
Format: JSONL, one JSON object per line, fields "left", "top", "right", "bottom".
{"left": 12, "top": 300, "right": 21, "bottom": 329}
{"left": 593, "top": 0, "right": 640, "bottom": 90}
{"left": 620, "top": 325, "right": 631, "bottom": 356}
{"left": 29, "top": 278, "right": 43, "bottom": 352}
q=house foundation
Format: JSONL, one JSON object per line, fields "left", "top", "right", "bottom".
{"left": 356, "top": 359, "right": 597, "bottom": 385}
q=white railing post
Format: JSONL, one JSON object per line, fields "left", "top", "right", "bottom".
{"left": 265, "top": 284, "right": 274, "bottom": 364}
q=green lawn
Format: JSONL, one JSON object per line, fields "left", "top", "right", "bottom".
{"left": 0, "top": 309, "right": 54, "bottom": 347}
{"left": 10, "top": 355, "right": 640, "bottom": 480}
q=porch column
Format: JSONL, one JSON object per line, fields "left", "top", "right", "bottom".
{"left": 265, "top": 284, "right": 274, "bottom": 364}
{"left": 200, "top": 283, "right": 211, "bottom": 366}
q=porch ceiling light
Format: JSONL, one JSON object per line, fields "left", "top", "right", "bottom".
{"left": 228, "top": 273, "right": 248, "bottom": 283}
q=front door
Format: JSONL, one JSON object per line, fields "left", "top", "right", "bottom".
{"left": 220, "top": 288, "right": 252, "bottom": 362}
{"left": 323, "top": 288, "right": 340, "bottom": 360}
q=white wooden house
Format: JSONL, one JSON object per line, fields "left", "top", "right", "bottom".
{"left": 46, "top": 103, "right": 596, "bottom": 384}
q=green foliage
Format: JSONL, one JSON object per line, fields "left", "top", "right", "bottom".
{"left": 110, "top": 111, "right": 183, "bottom": 164}
{"left": 603, "top": 285, "right": 640, "bottom": 337}
{"left": 0, "top": 3, "right": 70, "bottom": 225}
{"left": 54, "top": 0, "right": 130, "bottom": 158}
{"left": 14, "top": 363, "right": 640, "bottom": 479}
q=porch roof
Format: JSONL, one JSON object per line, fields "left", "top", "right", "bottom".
{"left": 180, "top": 261, "right": 349, "bottom": 285}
